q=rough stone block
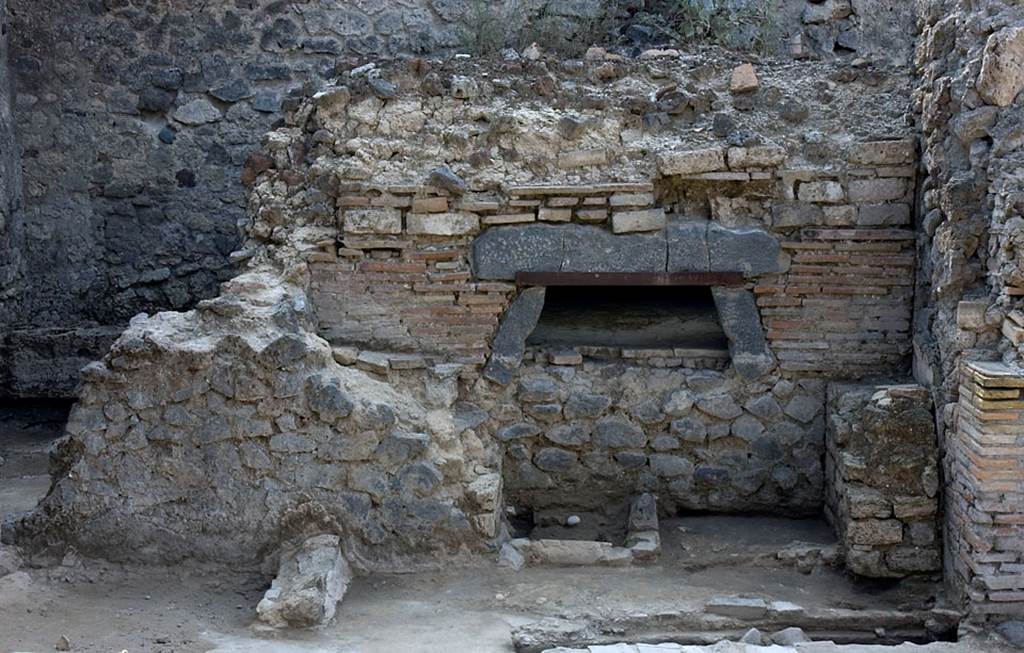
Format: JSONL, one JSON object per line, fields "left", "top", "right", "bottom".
{"left": 848, "top": 178, "right": 906, "bottom": 203}
{"left": 472, "top": 225, "right": 564, "bottom": 280}
{"left": 711, "top": 287, "right": 775, "bottom": 380}
{"left": 256, "top": 534, "right": 351, "bottom": 628}
{"left": 857, "top": 203, "right": 910, "bottom": 226}
{"left": 343, "top": 208, "right": 402, "bottom": 234}
{"left": 976, "top": 26, "right": 1024, "bottom": 107}
{"left": 667, "top": 221, "right": 710, "bottom": 272}
{"left": 407, "top": 212, "right": 480, "bottom": 236}
{"left": 771, "top": 202, "right": 823, "bottom": 228}
{"left": 797, "top": 180, "right": 845, "bottom": 204}
{"left": 708, "top": 224, "right": 785, "bottom": 276}
{"left": 727, "top": 145, "right": 786, "bottom": 169}
{"left": 611, "top": 208, "right": 666, "bottom": 234}
{"left": 658, "top": 147, "right": 726, "bottom": 176}
{"left": 849, "top": 140, "right": 915, "bottom": 165}
{"left": 562, "top": 225, "right": 667, "bottom": 273}
{"left": 483, "top": 287, "right": 546, "bottom": 385}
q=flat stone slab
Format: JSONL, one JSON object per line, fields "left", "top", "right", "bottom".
{"left": 705, "top": 596, "right": 769, "bottom": 619}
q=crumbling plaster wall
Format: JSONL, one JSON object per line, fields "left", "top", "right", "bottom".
{"left": 914, "top": 0, "right": 1024, "bottom": 621}
{"left": 0, "top": 0, "right": 919, "bottom": 398}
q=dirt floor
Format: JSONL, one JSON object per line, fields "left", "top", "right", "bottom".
{"left": 0, "top": 402, "right": 1020, "bottom": 653}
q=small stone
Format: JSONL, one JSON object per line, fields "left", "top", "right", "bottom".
{"left": 331, "top": 347, "right": 359, "bottom": 365}
{"left": 522, "top": 42, "right": 543, "bottom": 60}
{"left": 56, "top": 635, "right": 71, "bottom": 651}
{"left": 427, "top": 166, "right": 468, "bottom": 195}
{"left": 158, "top": 126, "right": 177, "bottom": 144}
{"left": 368, "top": 76, "right": 397, "bottom": 100}
{"left": 451, "top": 75, "right": 479, "bottom": 100}
{"left": 549, "top": 350, "right": 583, "bottom": 365}
{"left": 173, "top": 98, "right": 221, "bottom": 125}
{"left": 663, "top": 389, "right": 695, "bottom": 417}
{"left": 740, "top": 628, "right": 764, "bottom": 644}
{"left": 730, "top": 63, "right": 759, "bottom": 94}
{"left": 628, "top": 493, "right": 658, "bottom": 532}
{"left": 498, "top": 542, "right": 525, "bottom": 570}
{"left": 771, "top": 627, "right": 811, "bottom": 645}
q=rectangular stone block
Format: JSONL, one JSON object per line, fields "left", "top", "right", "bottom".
{"left": 481, "top": 213, "right": 536, "bottom": 225}
{"left": 858, "top": 203, "right": 911, "bottom": 226}
{"left": 727, "top": 145, "right": 787, "bottom": 169}
{"left": 609, "top": 192, "right": 655, "bottom": 207}
{"left": 557, "top": 148, "right": 608, "bottom": 169}
{"left": 538, "top": 207, "right": 572, "bottom": 222}
{"left": 797, "top": 180, "right": 845, "bottom": 204}
{"left": 611, "top": 208, "right": 666, "bottom": 234}
{"left": 849, "top": 140, "right": 915, "bottom": 166}
{"left": 343, "top": 208, "right": 402, "bottom": 235}
{"left": 848, "top": 178, "right": 907, "bottom": 203}
{"left": 406, "top": 212, "right": 480, "bottom": 236}
{"left": 657, "top": 147, "right": 726, "bottom": 175}
{"left": 847, "top": 519, "right": 904, "bottom": 545}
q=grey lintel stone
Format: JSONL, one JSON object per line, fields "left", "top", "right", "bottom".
{"left": 471, "top": 224, "right": 564, "bottom": 281}
{"left": 712, "top": 287, "right": 775, "bottom": 380}
{"left": 484, "top": 287, "right": 546, "bottom": 385}
{"left": 666, "top": 220, "right": 710, "bottom": 272}
{"left": 561, "top": 224, "right": 667, "bottom": 273}
{"left": 708, "top": 224, "right": 786, "bottom": 276}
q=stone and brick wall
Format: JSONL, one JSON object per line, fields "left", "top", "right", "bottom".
{"left": 0, "top": 0, "right": 919, "bottom": 398}
{"left": 948, "top": 361, "right": 1024, "bottom": 620}
{"left": 914, "top": 0, "right": 1024, "bottom": 621}
{"left": 825, "top": 382, "right": 940, "bottom": 578}
{"left": 307, "top": 139, "right": 917, "bottom": 382}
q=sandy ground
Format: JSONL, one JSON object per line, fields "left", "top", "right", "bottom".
{"left": 0, "top": 402, "right": 1020, "bottom": 653}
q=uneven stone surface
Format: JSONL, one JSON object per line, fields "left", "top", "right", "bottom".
{"left": 825, "top": 383, "right": 939, "bottom": 578}
{"left": 256, "top": 534, "right": 351, "bottom": 628}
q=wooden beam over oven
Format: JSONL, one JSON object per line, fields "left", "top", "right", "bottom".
{"left": 514, "top": 271, "right": 745, "bottom": 287}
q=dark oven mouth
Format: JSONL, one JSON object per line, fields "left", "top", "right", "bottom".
{"left": 525, "top": 284, "right": 729, "bottom": 352}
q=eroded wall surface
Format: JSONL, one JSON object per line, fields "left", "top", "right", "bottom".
{"left": 0, "top": 0, "right": 919, "bottom": 398}
{"left": 915, "top": 0, "right": 1024, "bottom": 621}
{"left": 4, "top": 54, "right": 924, "bottom": 570}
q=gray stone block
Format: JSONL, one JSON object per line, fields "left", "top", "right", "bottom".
{"left": 708, "top": 224, "right": 785, "bottom": 275}
{"left": 593, "top": 417, "right": 646, "bottom": 448}
{"left": 561, "top": 224, "right": 667, "bottom": 273}
{"left": 484, "top": 288, "right": 546, "bottom": 385}
{"left": 711, "top": 287, "right": 775, "bottom": 380}
{"left": 666, "top": 220, "right": 710, "bottom": 272}
{"left": 498, "top": 422, "right": 541, "bottom": 441}
{"left": 472, "top": 225, "right": 564, "bottom": 280}
{"left": 564, "top": 392, "right": 612, "bottom": 419}
{"left": 545, "top": 423, "right": 591, "bottom": 446}
{"left": 534, "top": 447, "right": 578, "bottom": 472}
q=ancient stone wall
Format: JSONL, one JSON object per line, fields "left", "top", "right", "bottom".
{"left": 914, "top": 0, "right": 1024, "bottom": 621}
{"left": 0, "top": 0, "right": 920, "bottom": 398}
{"left": 5, "top": 53, "right": 925, "bottom": 568}
{"left": 0, "top": 0, "right": 19, "bottom": 394}
{"left": 825, "top": 383, "right": 940, "bottom": 578}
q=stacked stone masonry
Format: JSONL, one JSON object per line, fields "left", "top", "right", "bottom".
{"left": 949, "top": 361, "right": 1024, "bottom": 619}
{"left": 825, "top": 383, "right": 941, "bottom": 578}
{"left": 0, "top": 0, "right": 919, "bottom": 397}
{"left": 5, "top": 39, "right": 952, "bottom": 615}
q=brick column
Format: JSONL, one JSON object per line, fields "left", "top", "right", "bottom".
{"left": 950, "top": 361, "right": 1024, "bottom": 620}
